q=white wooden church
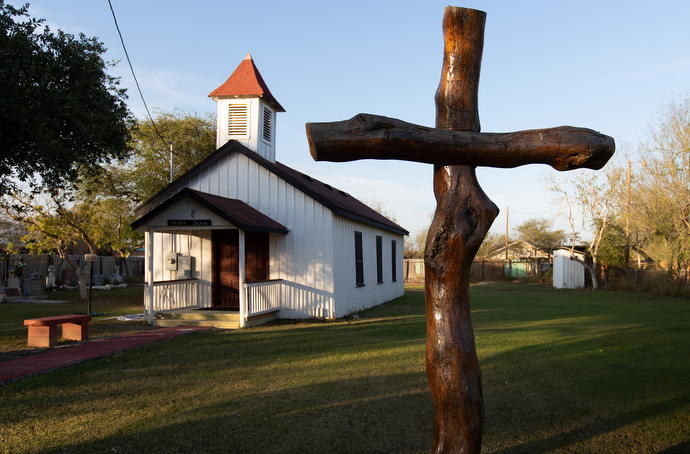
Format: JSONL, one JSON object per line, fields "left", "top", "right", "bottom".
{"left": 132, "top": 54, "right": 408, "bottom": 327}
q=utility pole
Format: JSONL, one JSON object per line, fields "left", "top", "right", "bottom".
{"left": 625, "top": 160, "right": 631, "bottom": 268}
{"left": 505, "top": 207, "right": 509, "bottom": 261}
{"left": 169, "top": 141, "right": 174, "bottom": 183}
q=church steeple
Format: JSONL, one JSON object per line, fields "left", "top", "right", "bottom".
{"left": 209, "top": 54, "right": 284, "bottom": 162}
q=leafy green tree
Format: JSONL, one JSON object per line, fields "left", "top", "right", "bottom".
{"left": 0, "top": 3, "right": 132, "bottom": 196}
{"left": 123, "top": 110, "right": 217, "bottom": 203}
{"left": 8, "top": 192, "right": 97, "bottom": 298}
{"left": 513, "top": 217, "right": 566, "bottom": 258}
{"left": 3, "top": 109, "right": 215, "bottom": 296}
{"left": 6, "top": 189, "right": 141, "bottom": 299}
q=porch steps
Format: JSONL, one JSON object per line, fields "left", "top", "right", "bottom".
{"left": 153, "top": 309, "right": 241, "bottom": 329}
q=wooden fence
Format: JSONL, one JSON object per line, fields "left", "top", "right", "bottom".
{"left": 404, "top": 259, "right": 507, "bottom": 282}
{"left": 470, "top": 260, "right": 509, "bottom": 281}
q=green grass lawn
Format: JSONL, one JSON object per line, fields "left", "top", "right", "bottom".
{"left": 1, "top": 283, "right": 689, "bottom": 453}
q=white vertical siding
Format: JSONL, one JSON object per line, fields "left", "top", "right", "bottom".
{"left": 267, "top": 191, "right": 337, "bottom": 320}
{"left": 151, "top": 147, "right": 403, "bottom": 319}
{"left": 215, "top": 98, "right": 276, "bottom": 163}
{"left": 553, "top": 249, "right": 585, "bottom": 289}
{"left": 331, "top": 217, "right": 405, "bottom": 318}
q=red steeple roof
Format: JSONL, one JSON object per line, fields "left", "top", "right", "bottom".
{"left": 208, "top": 53, "right": 285, "bottom": 112}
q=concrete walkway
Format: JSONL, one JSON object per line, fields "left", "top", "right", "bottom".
{"left": 0, "top": 326, "right": 211, "bottom": 387}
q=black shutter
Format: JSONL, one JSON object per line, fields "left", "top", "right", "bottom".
{"left": 376, "top": 235, "right": 383, "bottom": 284}
{"left": 391, "top": 240, "right": 397, "bottom": 282}
{"left": 355, "top": 231, "right": 364, "bottom": 287}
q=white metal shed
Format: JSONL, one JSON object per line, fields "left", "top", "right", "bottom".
{"left": 552, "top": 248, "right": 586, "bottom": 289}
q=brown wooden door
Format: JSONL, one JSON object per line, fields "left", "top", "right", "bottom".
{"left": 245, "top": 232, "right": 269, "bottom": 282}
{"left": 212, "top": 230, "right": 270, "bottom": 309}
{"left": 213, "top": 230, "right": 239, "bottom": 309}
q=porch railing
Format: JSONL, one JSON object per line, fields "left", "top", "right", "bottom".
{"left": 245, "top": 279, "right": 283, "bottom": 317}
{"left": 146, "top": 278, "right": 198, "bottom": 312}
{"left": 144, "top": 278, "right": 281, "bottom": 320}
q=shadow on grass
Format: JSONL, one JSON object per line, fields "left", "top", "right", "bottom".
{"left": 36, "top": 372, "right": 432, "bottom": 453}
{"left": 2, "top": 285, "right": 689, "bottom": 453}
{"left": 3, "top": 325, "right": 432, "bottom": 454}
{"left": 486, "top": 391, "right": 690, "bottom": 454}
{"left": 473, "top": 284, "right": 690, "bottom": 453}
{"left": 658, "top": 441, "right": 690, "bottom": 453}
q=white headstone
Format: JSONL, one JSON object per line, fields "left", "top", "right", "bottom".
{"left": 46, "top": 265, "right": 56, "bottom": 287}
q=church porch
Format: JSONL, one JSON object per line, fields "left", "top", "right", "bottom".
{"left": 147, "top": 277, "right": 284, "bottom": 329}
{"left": 152, "top": 305, "right": 279, "bottom": 329}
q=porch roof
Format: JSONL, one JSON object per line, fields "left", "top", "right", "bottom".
{"left": 131, "top": 188, "right": 289, "bottom": 234}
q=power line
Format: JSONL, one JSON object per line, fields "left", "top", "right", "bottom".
{"left": 508, "top": 207, "right": 562, "bottom": 215}
{"left": 107, "top": 0, "right": 168, "bottom": 149}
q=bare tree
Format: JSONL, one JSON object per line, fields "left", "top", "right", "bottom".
{"left": 475, "top": 232, "right": 505, "bottom": 259}
{"left": 547, "top": 170, "right": 620, "bottom": 290}
{"left": 630, "top": 98, "right": 690, "bottom": 276}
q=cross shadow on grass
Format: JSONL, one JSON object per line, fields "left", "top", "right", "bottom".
{"left": 2, "top": 317, "right": 433, "bottom": 453}
{"left": 473, "top": 283, "right": 690, "bottom": 453}
{"left": 2, "top": 284, "right": 689, "bottom": 453}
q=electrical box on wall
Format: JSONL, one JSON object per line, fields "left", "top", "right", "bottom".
{"left": 165, "top": 252, "right": 178, "bottom": 271}
{"left": 177, "top": 255, "right": 195, "bottom": 279}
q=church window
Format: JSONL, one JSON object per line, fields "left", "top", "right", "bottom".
{"left": 376, "top": 235, "right": 383, "bottom": 284}
{"left": 391, "top": 240, "right": 397, "bottom": 282}
{"left": 355, "top": 231, "right": 364, "bottom": 287}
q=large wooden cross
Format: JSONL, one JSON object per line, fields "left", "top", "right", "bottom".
{"left": 306, "top": 7, "right": 614, "bottom": 453}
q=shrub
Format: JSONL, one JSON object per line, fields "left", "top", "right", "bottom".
{"left": 605, "top": 268, "right": 690, "bottom": 297}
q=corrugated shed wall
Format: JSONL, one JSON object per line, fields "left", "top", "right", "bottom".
{"left": 553, "top": 249, "right": 585, "bottom": 289}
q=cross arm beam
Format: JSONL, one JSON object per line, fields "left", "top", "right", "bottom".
{"left": 306, "top": 113, "right": 615, "bottom": 171}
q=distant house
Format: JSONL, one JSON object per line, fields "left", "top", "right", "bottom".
{"left": 485, "top": 240, "right": 550, "bottom": 278}
{"left": 485, "top": 240, "right": 550, "bottom": 262}
{"left": 131, "top": 54, "right": 408, "bottom": 327}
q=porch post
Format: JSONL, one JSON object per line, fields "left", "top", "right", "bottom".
{"left": 146, "top": 228, "right": 155, "bottom": 325}
{"left": 238, "top": 230, "right": 246, "bottom": 328}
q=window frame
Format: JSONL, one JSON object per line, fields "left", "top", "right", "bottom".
{"left": 355, "top": 231, "right": 364, "bottom": 287}
{"left": 376, "top": 235, "right": 383, "bottom": 284}
{"left": 391, "top": 239, "right": 397, "bottom": 282}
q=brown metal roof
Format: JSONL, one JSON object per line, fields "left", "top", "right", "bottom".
{"left": 133, "top": 140, "right": 408, "bottom": 236}
{"left": 272, "top": 162, "right": 408, "bottom": 236}
{"left": 131, "top": 188, "right": 289, "bottom": 234}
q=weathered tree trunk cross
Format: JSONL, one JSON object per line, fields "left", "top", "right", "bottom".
{"left": 306, "top": 7, "right": 614, "bottom": 453}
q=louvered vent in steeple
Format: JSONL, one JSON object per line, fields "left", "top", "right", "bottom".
{"left": 262, "top": 106, "right": 272, "bottom": 143}
{"left": 210, "top": 54, "right": 284, "bottom": 161}
{"left": 228, "top": 103, "right": 248, "bottom": 136}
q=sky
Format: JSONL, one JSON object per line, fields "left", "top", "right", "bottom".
{"left": 10, "top": 0, "right": 690, "bottom": 240}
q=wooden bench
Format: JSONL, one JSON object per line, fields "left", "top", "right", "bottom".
{"left": 24, "top": 314, "right": 92, "bottom": 348}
